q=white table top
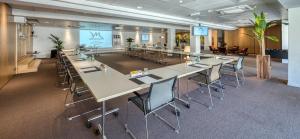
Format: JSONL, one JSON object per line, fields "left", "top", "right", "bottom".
{"left": 199, "top": 57, "right": 236, "bottom": 65}
{"left": 64, "top": 52, "right": 142, "bottom": 102}
{"left": 63, "top": 50, "right": 239, "bottom": 103}
{"left": 166, "top": 63, "right": 208, "bottom": 78}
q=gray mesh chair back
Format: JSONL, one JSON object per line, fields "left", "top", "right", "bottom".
{"left": 146, "top": 76, "right": 177, "bottom": 113}
{"left": 235, "top": 57, "right": 244, "bottom": 71}
{"left": 209, "top": 64, "right": 222, "bottom": 83}
{"left": 66, "top": 69, "right": 76, "bottom": 94}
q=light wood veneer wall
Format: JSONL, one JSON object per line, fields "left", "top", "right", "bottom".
{"left": 0, "top": 3, "right": 17, "bottom": 89}
{"left": 211, "top": 25, "right": 282, "bottom": 54}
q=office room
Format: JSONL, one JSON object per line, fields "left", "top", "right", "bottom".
{"left": 1, "top": 0, "right": 300, "bottom": 139}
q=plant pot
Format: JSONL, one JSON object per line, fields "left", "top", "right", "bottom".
{"left": 51, "top": 49, "right": 58, "bottom": 58}
{"left": 256, "top": 55, "right": 271, "bottom": 79}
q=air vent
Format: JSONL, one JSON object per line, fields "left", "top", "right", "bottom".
{"left": 26, "top": 18, "right": 39, "bottom": 24}
{"left": 12, "top": 16, "right": 27, "bottom": 23}
{"left": 216, "top": 5, "right": 253, "bottom": 15}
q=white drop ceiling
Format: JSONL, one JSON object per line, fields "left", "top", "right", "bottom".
{"left": 3, "top": 0, "right": 293, "bottom": 28}
{"left": 89, "top": 0, "right": 286, "bottom": 26}
{"left": 27, "top": 17, "right": 167, "bottom": 33}
{"left": 278, "top": 0, "right": 300, "bottom": 8}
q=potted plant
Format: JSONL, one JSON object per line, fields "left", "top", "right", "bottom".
{"left": 251, "top": 11, "right": 279, "bottom": 79}
{"left": 126, "top": 37, "right": 134, "bottom": 47}
{"left": 49, "top": 34, "right": 64, "bottom": 51}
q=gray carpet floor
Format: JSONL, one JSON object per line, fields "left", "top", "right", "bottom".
{"left": 0, "top": 53, "right": 299, "bottom": 139}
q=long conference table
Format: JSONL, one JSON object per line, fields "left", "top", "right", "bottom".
{"left": 63, "top": 49, "right": 238, "bottom": 139}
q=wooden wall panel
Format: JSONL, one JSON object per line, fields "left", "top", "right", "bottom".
{"left": 265, "top": 25, "right": 282, "bottom": 49}
{"left": 211, "top": 29, "right": 218, "bottom": 48}
{"left": 224, "top": 25, "right": 281, "bottom": 54}
{"left": 0, "top": 3, "right": 16, "bottom": 89}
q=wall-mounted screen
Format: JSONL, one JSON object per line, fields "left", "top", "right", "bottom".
{"left": 193, "top": 26, "right": 208, "bottom": 36}
{"left": 141, "top": 34, "right": 149, "bottom": 41}
{"left": 80, "top": 30, "right": 112, "bottom": 48}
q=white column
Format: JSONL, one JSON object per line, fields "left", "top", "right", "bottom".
{"left": 190, "top": 26, "right": 201, "bottom": 53}
{"left": 288, "top": 7, "right": 300, "bottom": 88}
{"left": 282, "top": 22, "right": 288, "bottom": 63}
{"left": 203, "top": 29, "right": 212, "bottom": 51}
{"left": 167, "top": 28, "right": 175, "bottom": 50}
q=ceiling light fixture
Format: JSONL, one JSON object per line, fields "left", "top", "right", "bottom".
{"left": 137, "top": 6, "right": 143, "bottom": 9}
{"left": 216, "top": 5, "right": 253, "bottom": 14}
{"left": 190, "top": 12, "right": 201, "bottom": 16}
{"left": 179, "top": 0, "right": 183, "bottom": 3}
{"left": 115, "top": 26, "right": 123, "bottom": 30}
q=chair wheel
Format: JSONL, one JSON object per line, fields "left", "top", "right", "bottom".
{"left": 175, "top": 129, "right": 179, "bottom": 134}
{"left": 86, "top": 122, "right": 92, "bottom": 128}
{"left": 94, "top": 129, "right": 100, "bottom": 136}
{"left": 174, "top": 110, "right": 180, "bottom": 116}
{"left": 186, "top": 103, "right": 190, "bottom": 109}
{"left": 76, "top": 93, "right": 82, "bottom": 97}
{"left": 113, "top": 112, "right": 119, "bottom": 117}
{"left": 220, "top": 97, "right": 224, "bottom": 101}
{"left": 208, "top": 106, "right": 213, "bottom": 110}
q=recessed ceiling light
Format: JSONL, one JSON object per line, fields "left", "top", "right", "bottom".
{"left": 137, "top": 6, "right": 143, "bottom": 9}
{"left": 179, "top": 0, "right": 183, "bottom": 3}
{"left": 190, "top": 12, "right": 201, "bottom": 16}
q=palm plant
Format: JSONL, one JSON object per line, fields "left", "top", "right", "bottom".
{"left": 126, "top": 37, "right": 134, "bottom": 47}
{"left": 251, "top": 11, "right": 279, "bottom": 56}
{"left": 250, "top": 10, "right": 279, "bottom": 79}
{"left": 49, "top": 34, "right": 64, "bottom": 51}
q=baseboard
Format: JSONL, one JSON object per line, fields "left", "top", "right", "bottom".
{"left": 282, "top": 59, "right": 288, "bottom": 64}
{"left": 288, "top": 81, "right": 300, "bottom": 88}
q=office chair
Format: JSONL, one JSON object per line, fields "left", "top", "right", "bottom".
{"left": 60, "top": 56, "right": 80, "bottom": 86}
{"left": 56, "top": 51, "right": 65, "bottom": 77}
{"left": 187, "top": 64, "right": 224, "bottom": 109}
{"left": 221, "top": 57, "right": 245, "bottom": 87}
{"left": 64, "top": 68, "right": 101, "bottom": 120}
{"left": 125, "top": 76, "right": 180, "bottom": 139}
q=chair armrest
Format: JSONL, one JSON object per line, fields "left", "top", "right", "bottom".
{"left": 133, "top": 91, "right": 142, "bottom": 98}
{"left": 133, "top": 91, "right": 146, "bottom": 103}
{"left": 197, "top": 71, "right": 208, "bottom": 76}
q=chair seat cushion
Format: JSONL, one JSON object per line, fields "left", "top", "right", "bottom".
{"left": 222, "top": 64, "right": 237, "bottom": 72}
{"left": 189, "top": 72, "right": 208, "bottom": 85}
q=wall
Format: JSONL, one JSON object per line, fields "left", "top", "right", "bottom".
{"left": 33, "top": 26, "right": 79, "bottom": 58}
{"left": 288, "top": 7, "right": 300, "bottom": 87}
{"left": 0, "top": 3, "right": 17, "bottom": 88}
{"left": 223, "top": 25, "right": 282, "bottom": 54}
{"left": 17, "top": 24, "right": 33, "bottom": 59}
{"left": 32, "top": 25, "right": 166, "bottom": 58}
{"left": 212, "top": 29, "right": 218, "bottom": 48}
{"left": 113, "top": 31, "right": 165, "bottom": 47}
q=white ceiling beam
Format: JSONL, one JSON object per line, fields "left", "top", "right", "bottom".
{"left": 11, "top": 9, "right": 190, "bottom": 30}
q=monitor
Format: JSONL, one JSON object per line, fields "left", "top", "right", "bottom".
{"left": 80, "top": 30, "right": 112, "bottom": 48}
{"left": 193, "top": 26, "right": 209, "bottom": 36}
{"left": 141, "top": 34, "right": 149, "bottom": 41}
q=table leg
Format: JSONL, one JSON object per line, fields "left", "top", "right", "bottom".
{"left": 180, "top": 53, "right": 182, "bottom": 63}
{"left": 97, "top": 101, "right": 107, "bottom": 139}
